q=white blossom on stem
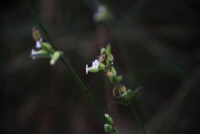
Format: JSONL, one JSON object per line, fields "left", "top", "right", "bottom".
{"left": 92, "top": 59, "right": 99, "bottom": 69}
{"left": 86, "top": 60, "right": 100, "bottom": 74}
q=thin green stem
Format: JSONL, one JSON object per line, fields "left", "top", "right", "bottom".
{"left": 24, "top": 0, "right": 109, "bottom": 124}
{"left": 129, "top": 105, "right": 147, "bottom": 134}
{"left": 60, "top": 56, "right": 107, "bottom": 121}
{"left": 24, "top": 0, "right": 57, "bottom": 51}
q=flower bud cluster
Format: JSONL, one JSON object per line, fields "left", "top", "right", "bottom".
{"left": 30, "top": 28, "right": 62, "bottom": 65}
{"left": 104, "top": 114, "right": 117, "bottom": 133}
{"left": 86, "top": 44, "right": 134, "bottom": 105}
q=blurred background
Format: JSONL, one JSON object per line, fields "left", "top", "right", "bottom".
{"left": 1, "top": 0, "right": 200, "bottom": 134}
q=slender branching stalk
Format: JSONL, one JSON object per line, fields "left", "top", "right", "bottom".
{"left": 24, "top": 0, "right": 111, "bottom": 127}
{"left": 92, "top": 3, "right": 147, "bottom": 133}
{"left": 86, "top": 43, "right": 147, "bottom": 134}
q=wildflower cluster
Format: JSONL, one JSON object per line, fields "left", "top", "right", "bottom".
{"left": 30, "top": 28, "right": 62, "bottom": 65}
{"left": 86, "top": 44, "right": 134, "bottom": 105}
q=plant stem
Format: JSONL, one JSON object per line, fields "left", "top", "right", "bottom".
{"left": 24, "top": 0, "right": 110, "bottom": 124}
{"left": 24, "top": 0, "right": 57, "bottom": 51}
{"left": 129, "top": 104, "right": 147, "bottom": 134}
{"left": 60, "top": 56, "right": 107, "bottom": 121}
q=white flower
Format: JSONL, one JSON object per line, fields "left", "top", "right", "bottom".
{"left": 31, "top": 49, "right": 37, "bottom": 55}
{"left": 93, "top": 6, "right": 106, "bottom": 21}
{"left": 105, "top": 114, "right": 109, "bottom": 117}
{"left": 98, "top": 6, "right": 106, "bottom": 13}
{"left": 86, "top": 60, "right": 100, "bottom": 74}
{"left": 86, "top": 65, "right": 89, "bottom": 74}
{"left": 31, "top": 49, "right": 37, "bottom": 59}
{"left": 36, "top": 41, "right": 41, "bottom": 48}
{"left": 105, "top": 124, "right": 109, "bottom": 127}
{"left": 92, "top": 59, "right": 99, "bottom": 69}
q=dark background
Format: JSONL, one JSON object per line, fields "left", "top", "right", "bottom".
{"left": 1, "top": 0, "right": 200, "bottom": 134}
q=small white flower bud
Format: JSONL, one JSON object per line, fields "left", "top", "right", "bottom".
{"left": 104, "top": 124, "right": 115, "bottom": 133}
{"left": 104, "top": 114, "right": 114, "bottom": 125}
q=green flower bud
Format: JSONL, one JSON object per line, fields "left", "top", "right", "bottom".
{"left": 115, "top": 75, "right": 122, "bottom": 83}
{"left": 105, "top": 43, "right": 111, "bottom": 55}
{"left": 110, "top": 75, "right": 122, "bottom": 84}
{"left": 108, "top": 54, "right": 114, "bottom": 62}
{"left": 109, "top": 75, "right": 115, "bottom": 83}
{"left": 50, "top": 51, "right": 62, "bottom": 65}
{"left": 122, "top": 89, "right": 134, "bottom": 104}
{"left": 41, "top": 42, "right": 53, "bottom": 52}
{"left": 100, "top": 48, "right": 106, "bottom": 55}
{"left": 105, "top": 59, "right": 110, "bottom": 66}
{"left": 104, "top": 124, "right": 114, "bottom": 133}
{"left": 105, "top": 114, "right": 114, "bottom": 125}
{"left": 98, "top": 63, "right": 105, "bottom": 70}
{"left": 111, "top": 66, "right": 117, "bottom": 75}
{"left": 32, "top": 27, "right": 41, "bottom": 41}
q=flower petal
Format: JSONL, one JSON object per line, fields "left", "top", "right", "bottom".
{"left": 36, "top": 41, "right": 41, "bottom": 48}
{"left": 86, "top": 65, "right": 89, "bottom": 74}
{"left": 92, "top": 59, "right": 99, "bottom": 69}
{"left": 31, "top": 49, "right": 36, "bottom": 55}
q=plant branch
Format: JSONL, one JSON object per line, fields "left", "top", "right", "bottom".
{"left": 24, "top": 0, "right": 109, "bottom": 124}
